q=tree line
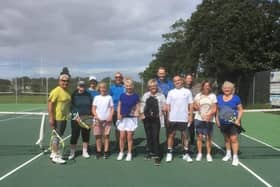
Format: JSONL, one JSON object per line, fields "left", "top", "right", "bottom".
{"left": 141, "top": 0, "right": 280, "bottom": 104}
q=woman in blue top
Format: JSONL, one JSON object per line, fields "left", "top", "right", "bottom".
{"left": 216, "top": 81, "right": 243, "bottom": 166}
{"left": 116, "top": 78, "right": 140, "bottom": 161}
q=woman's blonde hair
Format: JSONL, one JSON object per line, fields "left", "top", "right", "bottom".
{"left": 124, "top": 78, "right": 134, "bottom": 88}
{"left": 222, "top": 81, "right": 235, "bottom": 93}
{"left": 98, "top": 82, "right": 107, "bottom": 89}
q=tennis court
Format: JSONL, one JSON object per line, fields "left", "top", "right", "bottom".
{"left": 0, "top": 104, "right": 279, "bottom": 187}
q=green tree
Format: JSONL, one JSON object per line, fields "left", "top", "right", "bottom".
{"left": 142, "top": 0, "right": 280, "bottom": 103}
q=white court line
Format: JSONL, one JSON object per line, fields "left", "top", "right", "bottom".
{"left": 0, "top": 134, "right": 71, "bottom": 182}
{"left": 0, "top": 108, "right": 45, "bottom": 122}
{"left": 241, "top": 133, "right": 280, "bottom": 152}
{"left": 212, "top": 141, "right": 273, "bottom": 187}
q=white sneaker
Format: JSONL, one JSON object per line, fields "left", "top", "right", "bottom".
{"left": 183, "top": 154, "right": 193, "bottom": 162}
{"left": 50, "top": 152, "right": 56, "bottom": 159}
{"left": 232, "top": 157, "right": 239, "bottom": 166}
{"left": 166, "top": 153, "right": 173, "bottom": 162}
{"left": 222, "top": 154, "right": 232, "bottom": 161}
{"left": 206, "top": 154, "right": 213, "bottom": 162}
{"left": 117, "top": 152, "right": 124, "bottom": 161}
{"left": 82, "top": 152, "right": 90, "bottom": 159}
{"left": 196, "top": 153, "right": 202, "bottom": 161}
{"left": 125, "top": 153, "right": 132, "bottom": 161}
{"left": 68, "top": 152, "right": 75, "bottom": 160}
{"left": 52, "top": 156, "right": 66, "bottom": 164}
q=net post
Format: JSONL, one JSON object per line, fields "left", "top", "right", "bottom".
{"left": 35, "top": 113, "right": 46, "bottom": 148}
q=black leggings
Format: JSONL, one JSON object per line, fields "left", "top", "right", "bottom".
{"left": 70, "top": 120, "right": 90, "bottom": 144}
{"left": 143, "top": 118, "right": 161, "bottom": 156}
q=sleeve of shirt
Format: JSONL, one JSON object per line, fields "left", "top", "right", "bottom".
{"left": 160, "top": 94, "right": 166, "bottom": 110}
{"left": 161, "top": 94, "right": 166, "bottom": 105}
{"left": 194, "top": 93, "right": 200, "bottom": 103}
{"left": 109, "top": 96, "right": 114, "bottom": 107}
{"left": 140, "top": 93, "right": 147, "bottom": 114}
{"left": 166, "top": 92, "right": 171, "bottom": 104}
{"left": 211, "top": 93, "right": 218, "bottom": 103}
{"left": 48, "top": 89, "right": 57, "bottom": 103}
{"left": 92, "top": 96, "right": 97, "bottom": 106}
{"left": 136, "top": 94, "right": 140, "bottom": 102}
{"left": 235, "top": 95, "right": 241, "bottom": 105}
{"left": 188, "top": 90, "right": 193, "bottom": 103}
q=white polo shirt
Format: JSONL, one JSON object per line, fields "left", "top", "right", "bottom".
{"left": 166, "top": 87, "right": 193, "bottom": 123}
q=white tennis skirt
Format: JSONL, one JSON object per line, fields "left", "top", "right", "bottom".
{"left": 117, "top": 117, "right": 138, "bottom": 132}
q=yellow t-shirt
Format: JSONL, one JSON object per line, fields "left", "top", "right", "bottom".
{"left": 49, "top": 86, "right": 71, "bottom": 120}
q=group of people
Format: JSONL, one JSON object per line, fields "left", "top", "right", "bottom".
{"left": 48, "top": 67, "right": 243, "bottom": 167}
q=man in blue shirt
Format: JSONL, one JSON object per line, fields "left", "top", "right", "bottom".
{"left": 156, "top": 67, "right": 174, "bottom": 97}
{"left": 156, "top": 67, "right": 174, "bottom": 146}
{"left": 109, "top": 72, "right": 125, "bottom": 150}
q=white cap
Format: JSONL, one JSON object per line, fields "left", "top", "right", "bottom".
{"left": 89, "top": 76, "right": 97, "bottom": 81}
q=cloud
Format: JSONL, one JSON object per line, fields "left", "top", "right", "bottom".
{"left": 0, "top": 0, "right": 201, "bottom": 80}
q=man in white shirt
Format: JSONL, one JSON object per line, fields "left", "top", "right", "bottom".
{"left": 165, "top": 75, "right": 193, "bottom": 162}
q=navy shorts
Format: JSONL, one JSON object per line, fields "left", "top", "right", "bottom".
{"left": 194, "top": 119, "right": 214, "bottom": 136}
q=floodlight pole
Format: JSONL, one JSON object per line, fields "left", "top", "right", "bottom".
{"left": 15, "top": 78, "right": 18, "bottom": 104}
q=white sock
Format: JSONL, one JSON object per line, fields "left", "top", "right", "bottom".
{"left": 82, "top": 148, "right": 87, "bottom": 154}
{"left": 70, "top": 148, "right": 75, "bottom": 154}
{"left": 226, "top": 150, "right": 231, "bottom": 156}
{"left": 233, "top": 154, "right": 238, "bottom": 159}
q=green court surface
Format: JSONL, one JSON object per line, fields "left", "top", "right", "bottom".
{"left": 0, "top": 110, "right": 279, "bottom": 187}
{"left": 0, "top": 104, "right": 46, "bottom": 112}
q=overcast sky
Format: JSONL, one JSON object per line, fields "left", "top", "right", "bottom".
{"left": 0, "top": 0, "right": 201, "bottom": 80}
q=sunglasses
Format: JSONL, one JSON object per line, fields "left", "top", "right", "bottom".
{"left": 115, "top": 76, "right": 122, "bottom": 79}
{"left": 61, "top": 79, "right": 69, "bottom": 82}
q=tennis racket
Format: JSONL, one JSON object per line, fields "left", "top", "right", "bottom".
{"left": 198, "top": 95, "right": 213, "bottom": 121}
{"left": 218, "top": 105, "right": 237, "bottom": 124}
{"left": 72, "top": 112, "right": 93, "bottom": 130}
{"left": 49, "top": 129, "right": 65, "bottom": 156}
{"left": 219, "top": 106, "right": 246, "bottom": 133}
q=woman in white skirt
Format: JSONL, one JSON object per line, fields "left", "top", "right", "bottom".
{"left": 117, "top": 78, "right": 140, "bottom": 161}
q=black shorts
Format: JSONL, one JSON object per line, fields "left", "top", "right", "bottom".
{"left": 220, "top": 124, "right": 238, "bottom": 136}
{"left": 54, "top": 120, "right": 67, "bottom": 136}
{"left": 168, "top": 122, "right": 187, "bottom": 132}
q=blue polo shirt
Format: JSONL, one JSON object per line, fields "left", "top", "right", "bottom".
{"left": 156, "top": 78, "right": 174, "bottom": 97}
{"left": 110, "top": 83, "right": 126, "bottom": 110}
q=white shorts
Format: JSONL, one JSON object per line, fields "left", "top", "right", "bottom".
{"left": 117, "top": 117, "right": 138, "bottom": 132}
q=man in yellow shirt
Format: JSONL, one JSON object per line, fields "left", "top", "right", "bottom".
{"left": 48, "top": 73, "right": 71, "bottom": 164}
